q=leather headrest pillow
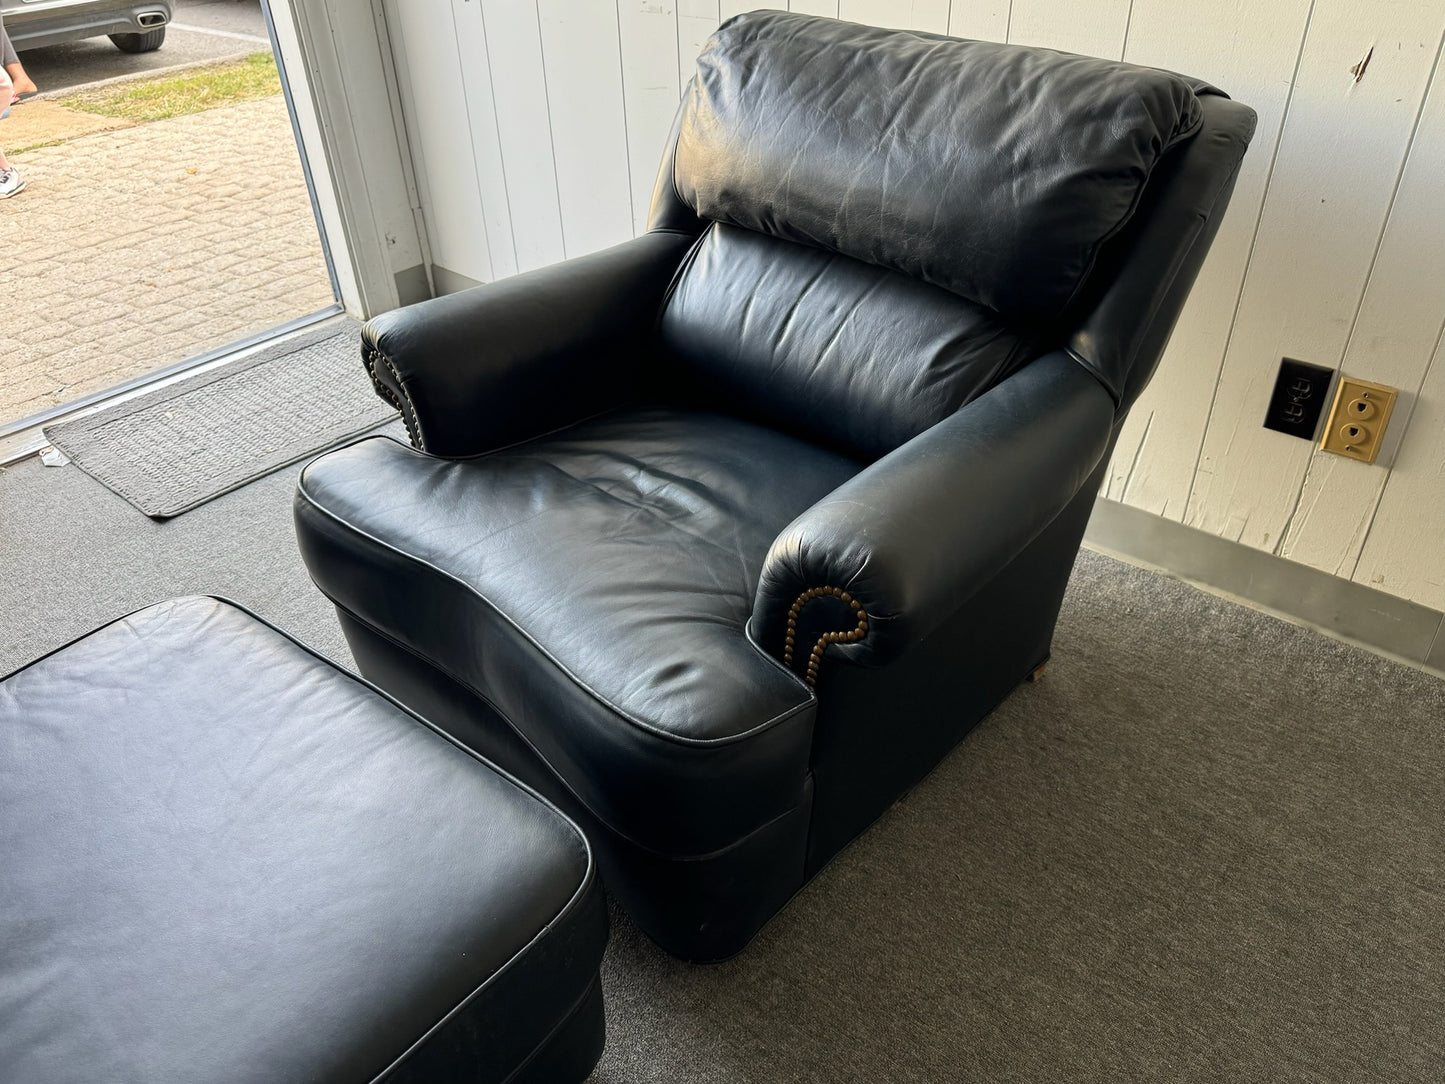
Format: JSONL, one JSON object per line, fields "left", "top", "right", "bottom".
{"left": 673, "top": 11, "right": 1216, "bottom": 321}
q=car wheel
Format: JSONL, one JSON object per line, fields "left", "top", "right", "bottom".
{"left": 109, "top": 27, "right": 167, "bottom": 54}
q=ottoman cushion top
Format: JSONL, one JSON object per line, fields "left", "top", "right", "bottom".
{"left": 0, "top": 597, "right": 599, "bottom": 1082}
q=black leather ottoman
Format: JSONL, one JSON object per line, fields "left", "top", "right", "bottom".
{"left": 0, "top": 597, "right": 608, "bottom": 1083}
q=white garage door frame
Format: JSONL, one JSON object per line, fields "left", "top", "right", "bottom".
{"left": 266, "top": 0, "right": 432, "bottom": 317}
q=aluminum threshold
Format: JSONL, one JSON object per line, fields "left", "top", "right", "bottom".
{"left": 0, "top": 306, "right": 349, "bottom": 466}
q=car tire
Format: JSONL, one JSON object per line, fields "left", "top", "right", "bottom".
{"left": 109, "top": 27, "right": 167, "bottom": 54}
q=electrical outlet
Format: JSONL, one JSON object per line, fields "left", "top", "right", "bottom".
{"left": 1263, "top": 358, "right": 1334, "bottom": 440}
{"left": 1319, "top": 377, "right": 1397, "bottom": 464}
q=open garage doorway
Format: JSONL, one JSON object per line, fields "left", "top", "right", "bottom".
{"left": 0, "top": 0, "right": 341, "bottom": 443}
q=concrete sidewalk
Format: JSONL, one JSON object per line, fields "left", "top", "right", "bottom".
{"left": 0, "top": 94, "right": 335, "bottom": 424}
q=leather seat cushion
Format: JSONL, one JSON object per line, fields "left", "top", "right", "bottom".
{"left": 0, "top": 597, "right": 607, "bottom": 1083}
{"left": 295, "top": 408, "right": 862, "bottom": 855}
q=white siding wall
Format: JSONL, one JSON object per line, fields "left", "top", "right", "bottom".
{"left": 386, "top": 0, "right": 1445, "bottom": 612}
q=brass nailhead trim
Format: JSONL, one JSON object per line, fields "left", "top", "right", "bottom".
{"left": 364, "top": 344, "right": 424, "bottom": 450}
{"left": 782, "top": 585, "right": 869, "bottom": 687}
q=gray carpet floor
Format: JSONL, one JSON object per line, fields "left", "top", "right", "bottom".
{"left": 3, "top": 444, "right": 1442, "bottom": 1081}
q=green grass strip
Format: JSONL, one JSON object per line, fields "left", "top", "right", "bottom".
{"left": 60, "top": 52, "right": 281, "bottom": 122}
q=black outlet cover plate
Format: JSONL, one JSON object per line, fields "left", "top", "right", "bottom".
{"left": 1263, "top": 358, "right": 1335, "bottom": 440}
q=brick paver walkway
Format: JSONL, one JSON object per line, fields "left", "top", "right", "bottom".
{"left": 0, "top": 95, "right": 334, "bottom": 423}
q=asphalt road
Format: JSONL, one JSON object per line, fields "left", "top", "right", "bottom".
{"left": 14, "top": 0, "right": 272, "bottom": 95}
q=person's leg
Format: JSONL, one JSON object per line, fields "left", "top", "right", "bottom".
{"left": 0, "top": 109, "right": 24, "bottom": 195}
{"left": 2, "top": 16, "right": 39, "bottom": 98}
{"left": 0, "top": 137, "right": 25, "bottom": 195}
{"left": 0, "top": 67, "right": 19, "bottom": 186}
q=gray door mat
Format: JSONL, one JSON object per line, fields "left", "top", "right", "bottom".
{"left": 43, "top": 320, "right": 398, "bottom": 519}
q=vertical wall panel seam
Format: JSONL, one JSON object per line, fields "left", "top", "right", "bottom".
{"left": 1181, "top": 0, "right": 1319, "bottom": 520}
{"left": 440, "top": 0, "right": 486, "bottom": 281}
{"left": 612, "top": 0, "right": 639, "bottom": 237}
{"left": 1121, "top": 410, "right": 1155, "bottom": 495}
{"left": 1119, "top": 0, "right": 1136, "bottom": 61}
{"left": 533, "top": 1, "right": 568, "bottom": 259}
{"left": 674, "top": 4, "right": 683, "bottom": 93}
{"left": 1428, "top": 613, "right": 1445, "bottom": 667}
{"left": 1273, "top": 455, "right": 1315, "bottom": 556}
{"left": 477, "top": 2, "right": 520, "bottom": 272}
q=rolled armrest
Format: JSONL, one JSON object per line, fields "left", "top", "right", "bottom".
{"left": 363, "top": 230, "right": 697, "bottom": 458}
{"left": 752, "top": 352, "right": 1115, "bottom": 679}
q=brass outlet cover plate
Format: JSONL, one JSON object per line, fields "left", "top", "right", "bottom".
{"left": 1319, "top": 376, "right": 1397, "bottom": 464}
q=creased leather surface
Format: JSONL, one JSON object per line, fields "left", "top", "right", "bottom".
{"left": 296, "top": 411, "right": 860, "bottom": 854}
{"left": 0, "top": 597, "right": 604, "bottom": 1083}
{"left": 364, "top": 231, "right": 695, "bottom": 458}
{"left": 661, "top": 223, "right": 1038, "bottom": 459}
{"left": 753, "top": 353, "right": 1116, "bottom": 672}
{"left": 675, "top": 10, "right": 1210, "bottom": 319}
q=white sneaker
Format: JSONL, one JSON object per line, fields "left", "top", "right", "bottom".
{"left": 0, "top": 168, "right": 25, "bottom": 199}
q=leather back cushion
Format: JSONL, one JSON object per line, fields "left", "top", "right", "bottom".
{"left": 660, "top": 224, "right": 1037, "bottom": 460}
{"left": 673, "top": 11, "right": 1208, "bottom": 321}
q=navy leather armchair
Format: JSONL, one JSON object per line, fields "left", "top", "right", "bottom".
{"left": 296, "top": 11, "right": 1255, "bottom": 961}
